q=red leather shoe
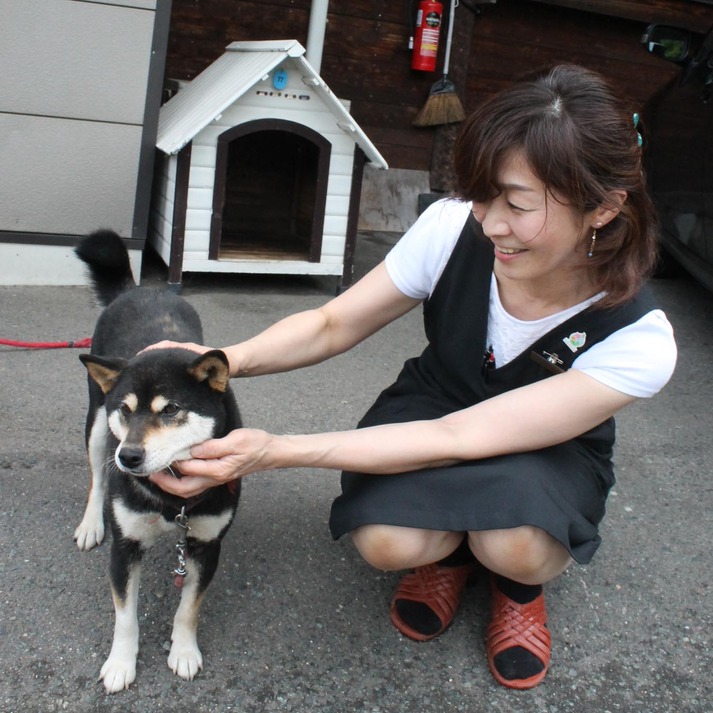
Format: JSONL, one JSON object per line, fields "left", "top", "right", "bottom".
{"left": 486, "top": 579, "right": 551, "bottom": 689}
{"left": 389, "top": 561, "right": 475, "bottom": 642}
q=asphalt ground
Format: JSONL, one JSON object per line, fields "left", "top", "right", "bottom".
{"left": 0, "top": 233, "right": 711, "bottom": 713}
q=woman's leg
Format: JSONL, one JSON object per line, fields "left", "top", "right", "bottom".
{"left": 351, "top": 524, "right": 465, "bottom": 571}
{"left": 468, "top": 525, "right": 572, "bottom": 584}
{"left": 469, "top": 526, "right": 571, "bottom": 689}
{"left": 351, "top": 522, "right": 571, "bottom": 582}
{"left": 351, "top": 524, "right": 476, "bottom": 641}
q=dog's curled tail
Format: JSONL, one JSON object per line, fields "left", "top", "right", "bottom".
{"left": 76, "top": 229, "right": 136, "bottom": 306}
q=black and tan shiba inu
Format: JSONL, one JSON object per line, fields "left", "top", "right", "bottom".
{"left": 73, "top": 230, "right": 241, "bottom": 693}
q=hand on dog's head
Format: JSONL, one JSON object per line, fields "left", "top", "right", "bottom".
{"left": 80, "top": 349, "right": 230, "bottom": 395}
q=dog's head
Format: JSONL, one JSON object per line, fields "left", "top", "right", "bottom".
{"left": 80, "top": 348, "right": 231, "bottom": 477}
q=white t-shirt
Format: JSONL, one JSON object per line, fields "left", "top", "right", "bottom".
{"left": 385, "top": 198, "right": 677, "bottom": 398}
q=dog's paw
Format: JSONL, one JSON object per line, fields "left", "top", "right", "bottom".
{"left": 167, "top": 640, "right": 203, "bottom": 680}
{"left": 99, "top": 654, "right": 136, "bottom": 693}
{"left": 74, "top": 517, "right": 105, "bottom": 551}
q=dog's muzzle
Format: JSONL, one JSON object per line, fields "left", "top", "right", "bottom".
{"left": 117, "top": 445, "right": 148, "bottom": 475}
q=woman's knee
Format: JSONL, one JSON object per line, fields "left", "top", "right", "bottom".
{"left": 469, "top": 526, "right": 572, "bottom": 584}
{"left": 351, "top": 524, "right": 462, "bottom": 571}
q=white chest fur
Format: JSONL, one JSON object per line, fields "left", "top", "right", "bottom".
{"left": 112, "top": 499, "right": 234, "bottom": 545}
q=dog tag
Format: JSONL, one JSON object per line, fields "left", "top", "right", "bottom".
{"left": 173, "top": 506, "right": 190, "bottom": 588}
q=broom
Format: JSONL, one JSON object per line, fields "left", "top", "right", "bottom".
{"left": 413, "top": 0, "right": 465, "bottom": 127}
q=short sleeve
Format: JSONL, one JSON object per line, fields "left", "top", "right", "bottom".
{"left": 385, "top": 198, "right": 472, "bottom": 298}
{"left": 572, "top": 310, "right": 677, "bottom": 397}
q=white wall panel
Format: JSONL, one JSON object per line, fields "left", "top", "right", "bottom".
{"left": 0, "top": 114, "right": 141, "bottom": 235}
{"left": 1, "top": 0, "right": 154, "bottom": 124}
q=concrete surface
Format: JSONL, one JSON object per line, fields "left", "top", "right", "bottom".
{"left": 0, "top": 234, "right": 711, "bottom": 713}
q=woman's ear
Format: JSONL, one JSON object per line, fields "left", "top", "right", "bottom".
{"left": 591, "top": 190, "right": 628, "bottom": 228}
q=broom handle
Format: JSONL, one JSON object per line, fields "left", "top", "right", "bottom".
{"left": 442, "top": 0, "right": 457, "bottom": 77}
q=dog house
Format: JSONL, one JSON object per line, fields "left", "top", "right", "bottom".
{"left": 150, "top": 39, "right": 388, "bottom": 290}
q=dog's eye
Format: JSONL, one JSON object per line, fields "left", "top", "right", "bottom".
{"left": 120, "top": 403, "right": 132, "bottom": 416}
{"left": 162, "top": 402, "right": 181, "bottom": 416}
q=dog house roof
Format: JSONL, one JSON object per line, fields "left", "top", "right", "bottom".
{"left": 156, "top": 39, "right": 388, "bottom": 169}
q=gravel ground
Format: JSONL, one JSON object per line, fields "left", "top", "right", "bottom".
{"left": 0, "top": 233, "right": 711, "bottom": 712}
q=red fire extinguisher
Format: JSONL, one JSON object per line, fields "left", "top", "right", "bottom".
{"left": 411, "top": 0, "right": 443, "bottom": 72}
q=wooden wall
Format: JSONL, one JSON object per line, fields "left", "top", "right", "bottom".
{"left": 164, "top": 0, "right": 712, "bottom": 173}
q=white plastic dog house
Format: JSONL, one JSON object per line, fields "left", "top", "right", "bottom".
{"left": 150, "top": 39, "right": 388, "bottom": 290}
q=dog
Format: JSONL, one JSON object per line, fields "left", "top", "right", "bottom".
{"left": 73, "top": 230, "right": 241, "bottom": 693}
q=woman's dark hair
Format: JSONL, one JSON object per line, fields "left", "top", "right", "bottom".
{"left": 454, "top": 64, "right": 658, "bottom": 308}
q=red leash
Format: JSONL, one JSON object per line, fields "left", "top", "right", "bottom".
{"left": 0, "top": 337, "right": 92, "bottom": 349}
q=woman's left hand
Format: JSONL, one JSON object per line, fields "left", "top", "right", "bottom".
{"left": 149, "top": 428, "right": 273, "bottom": 498}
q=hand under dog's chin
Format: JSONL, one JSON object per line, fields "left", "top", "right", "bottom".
{"left": 164, "top": 448, "right": 193, "bottom": 479}
{"left": 172, "top": 447, "right": 192, "bottom": 461}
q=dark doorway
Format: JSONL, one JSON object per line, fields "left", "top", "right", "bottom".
{"left": 210, "top": 119, "right": 331, "bottom": 262}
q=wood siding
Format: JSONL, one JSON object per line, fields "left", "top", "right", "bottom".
{"left": 149, "top": 151, "right": 178, "bottom": 264}
{"left": 163, "top": 0, "right": 713, "bottom": 173}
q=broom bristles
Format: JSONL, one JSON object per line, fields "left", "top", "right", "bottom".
{"left": 412, "top": 89, "right": 466, "bottom": 127}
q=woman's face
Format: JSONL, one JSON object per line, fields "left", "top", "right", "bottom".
{"left": 471, "top": 150, "right": 593, "bottom": 287}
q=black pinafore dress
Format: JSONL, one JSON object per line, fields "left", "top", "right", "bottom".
{"left": 329, "top": 215, "right": 657, "bottom": 563}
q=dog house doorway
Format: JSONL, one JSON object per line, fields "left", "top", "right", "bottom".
{"left": 209, "top": 119, "right": 331, "bottom": 262}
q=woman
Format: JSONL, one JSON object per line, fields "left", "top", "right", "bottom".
{"left": 148, "top": 65, "right": 677, "bottom": 689}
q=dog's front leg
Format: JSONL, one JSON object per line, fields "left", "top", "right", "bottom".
{"left": 75, "top": 407, "right": 109, "bottom": 550}
{"left": 167, "top": 540, "right": 221, "bottom": 680}
{"left": 100, "top": 537, "right": 143, "bottom": 693}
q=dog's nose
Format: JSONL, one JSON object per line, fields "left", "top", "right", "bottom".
{"left": 118, "top": 446, "right": 145, "bottom": 470}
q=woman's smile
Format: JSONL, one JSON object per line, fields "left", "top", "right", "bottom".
{"left": 493, "top": 244, "right": 528, "bottom": 258}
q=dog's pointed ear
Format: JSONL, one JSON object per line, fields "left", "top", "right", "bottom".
{"left": 79, "top": 354, "right": 128, "bottom": 394}
{"left": 188, "top": 350, "right": 230, "bottom": 392}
